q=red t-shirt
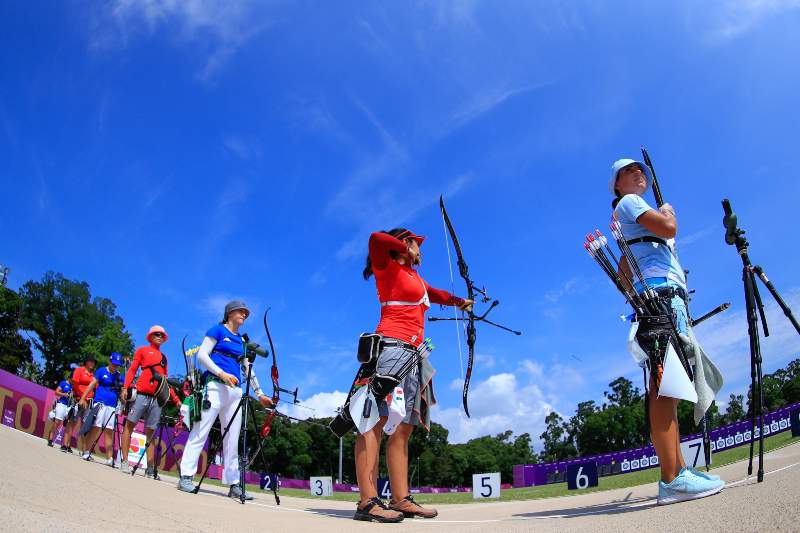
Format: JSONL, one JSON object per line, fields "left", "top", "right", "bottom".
{"left": 369, "top": 232, "right": 463, "bottom": 345}
{"left": 123, "top": 345, "right": 180, "bottom": 404}
{"left": 72, "top": 366, "right": 95, "bottom": 400}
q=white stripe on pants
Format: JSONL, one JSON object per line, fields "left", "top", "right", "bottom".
{"left": 180, "top": 381, "right": 242, "bottom": 485}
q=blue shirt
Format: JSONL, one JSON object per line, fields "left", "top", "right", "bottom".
{"left": 57, "top": 380, "right": 72, "bottom": 405}
{"left": 203, "top": 324, "right": 244, "bottom": 383}
{"left": 614, "top": 194, "right": 686, "bottom": 290}
{"left": 94, "top": 366, "right": 121, "bottom": 407}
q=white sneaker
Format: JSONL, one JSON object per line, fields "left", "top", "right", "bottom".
{"left": 119, "top": 460, "right": 130, "bottom": 473}
{"left": 82, "top": 451, "right": 94, "bottom": 461}
{"left": 105, "top": 457, "right": 115, "bottom": 467}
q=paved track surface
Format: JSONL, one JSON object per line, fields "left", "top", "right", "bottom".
{"left": 2, "top": 425, "right": 798, "bottom": 532}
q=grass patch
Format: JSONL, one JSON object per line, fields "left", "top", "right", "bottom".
{"left": 273, "top": 432, "right": 798, "bottom": 504}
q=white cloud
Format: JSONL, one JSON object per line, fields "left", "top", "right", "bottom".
{"left": 287, "top": 389, "right": 349, "bottom": 419}
{"left": 434, "top": 370, "right": 554, "bottom": 444}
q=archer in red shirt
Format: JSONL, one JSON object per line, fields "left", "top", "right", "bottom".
{"left": 119, "top": 325, "right": 180, "bottom": 475}
{"left": 354, "top": 228, "right": 472, "bottom": 522}
{"left": 71, "top": 359, "right": 95, "bottom": 401}
{"left": 67, "top": 356, "right": 96, "bottom": 454}
{"left": 123, "top": 345, "right": 180, "bottom": 404}
{"left": 367, "top": 230, "right": 469, "bottom": 346}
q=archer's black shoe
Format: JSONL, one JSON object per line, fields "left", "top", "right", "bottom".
{"left": 47, "top": 440, "right": 53, "bottom": 447}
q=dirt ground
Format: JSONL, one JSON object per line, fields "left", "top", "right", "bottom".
{"left": 2, "top": 424, "right": 798, "bottom": 532}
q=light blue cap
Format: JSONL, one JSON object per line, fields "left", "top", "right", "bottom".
{"left": 609, "top": 158, "right": 652, "bottom": 196}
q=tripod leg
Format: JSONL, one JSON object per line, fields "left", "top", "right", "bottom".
{"left": 743, "top": 267, "right": 765, "bottom": 480}
{"left": 753, "top": 266, "right": 800, "bottom": 334}
{"left": 194, "top": 398, "right": 244, "bottom": 494}
{"left": 89, "top": 407, "right": 115, "bottom": 456}
{"left": 247, "top": 400, "right": 280, "bottom": 505}
{"left": 152, "top": 422, "right": 165, "bottom": 480}
{"left": 701, "top": 413, "right": 712, "bottom": 471}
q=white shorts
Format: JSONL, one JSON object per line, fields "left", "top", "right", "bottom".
{"left": 54, "top": 403, "right": 70, "bottom": 421}
{"left": 93, "top": 404, "right": 117, "bottom": 430}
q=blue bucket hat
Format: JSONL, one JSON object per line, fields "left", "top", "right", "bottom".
{"left": 110, "top": 352, "right": 123, "bottom": 366}
{"left": 609, "top": 158, "right": 653, "bottom": 196}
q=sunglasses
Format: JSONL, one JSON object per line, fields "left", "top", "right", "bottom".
{"left": 151, "top": 332, "right": 165, "bottom": 338}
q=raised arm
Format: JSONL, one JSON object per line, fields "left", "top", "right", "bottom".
{"left": 368, "top": 232, "right": 407, "bottom": 271}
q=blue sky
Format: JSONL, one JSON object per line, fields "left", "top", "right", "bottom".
{"left": 2, "top": 1, "right": 799, "bottom": 445}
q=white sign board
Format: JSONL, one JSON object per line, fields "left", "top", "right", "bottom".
{"left": 127, "top": 431, "right": 148, "bottom": 468}
{"left": 310, "top": 476, "right": 333, "bottom": 497}
{"left": 472, "top": 472, "right": 501, "bottom": 500}
{"left": 680, "top": 437, "right": 708, "bottom": 469}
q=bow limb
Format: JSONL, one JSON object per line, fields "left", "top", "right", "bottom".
{"left": 260, "top": 308, "right": 280, "bottom": 438}
{"left": 439, "top": 195, "right": 476, "bottom": 417}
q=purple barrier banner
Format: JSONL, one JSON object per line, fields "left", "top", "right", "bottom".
{"left": 0, "top": 369, "right": 216, "bottom": 473}
{"left": 514, "top": 401, "right": 800, "bottom": 487}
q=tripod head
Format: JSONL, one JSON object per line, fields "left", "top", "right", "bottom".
{"left": 722, "top": 199, "right": 747, "bottom": 250}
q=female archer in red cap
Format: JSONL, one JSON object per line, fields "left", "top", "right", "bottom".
{"left": 352, "top": 228, "right": 472, "bottom": 522}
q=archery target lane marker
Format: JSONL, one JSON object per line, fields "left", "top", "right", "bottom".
{"left": 680, "top": 437, "right": 708, "bottom": 469}
{"left": 567, "top": 462, "right": 599, "bottom": 490}
{"left": 377, "top": 477, "right": 391, "bottom": 499}
{"left": 472, "top": 473, "right": 501, "bottom": 499}
{"left": 310, "top": 476, "right": 332, "bottom": 497}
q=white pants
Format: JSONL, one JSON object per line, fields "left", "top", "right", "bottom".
{"left": 180, "top": 381, "right": 242, "bottom": 485}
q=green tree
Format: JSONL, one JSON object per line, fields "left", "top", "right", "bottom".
{"left": 19, "top": 271, "right": 134, "bottom": 386}
{"left": 0, "top": 287, "right": 32, "bottom": 374}
{"left": 539, "top": 411, "right": 577, "bottom": 462}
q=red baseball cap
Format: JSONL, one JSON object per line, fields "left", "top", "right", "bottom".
{"left": 395, "top": 229, "right": 426, "bottom": 245}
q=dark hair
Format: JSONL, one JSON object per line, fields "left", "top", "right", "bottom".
{"left": 362, "top": 228, "right": 411, "bottom": 280}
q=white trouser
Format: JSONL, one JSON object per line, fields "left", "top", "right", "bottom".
{"left": 180, "top": 381, "right": 242, "bottom": 485}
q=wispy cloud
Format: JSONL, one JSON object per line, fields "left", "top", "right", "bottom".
{"left": 678, "top": 224, "right": 716, "bottom": 247}
{"left": 443, "top": 82, "right": 548, "bottom": 138}
{"left": 701, "top": 0, "right": 800, "bottom": 43}
{"left": 90, "top": 0, "right": 275, "bottom": 81}
{"left": 222, "top": 135, "right": 263, "bottom": 162}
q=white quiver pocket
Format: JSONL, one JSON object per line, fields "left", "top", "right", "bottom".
{"left": 627, "top": 322, "right": 648, "bottom": 368}
{"left": 383, "top": 387, "right": 406, "bottom": 435}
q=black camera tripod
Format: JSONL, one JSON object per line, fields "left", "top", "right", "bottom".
{"left": 722, "top": 199, "right": 800, "bottom": 482}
